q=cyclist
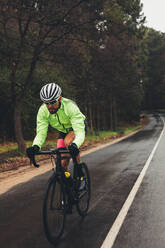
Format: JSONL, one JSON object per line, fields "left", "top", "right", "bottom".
{"left": 26, "top": 83, "right": 87, "bottom": 211}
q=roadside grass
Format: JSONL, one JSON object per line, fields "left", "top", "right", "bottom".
{"left": 0, "top": 118, "right": 148, "bottom": 172}
{"left": 155, "top": 109, "right": 165, "bottom": 113}
{"left": 0, "top": 124, "right": 142, "bottom": 159}
{"left": 83, "top": 125, "right": 141, "bottom": 144}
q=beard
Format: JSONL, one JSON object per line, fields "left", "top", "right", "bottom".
{"left": 47, "top": 101, "right": 61, "bottom": 114}
{"left": 48, "top": 108, "right": 59, "bottom": 114}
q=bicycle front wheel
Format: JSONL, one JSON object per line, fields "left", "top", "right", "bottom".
{"left": 76, "top": 163, "right": 91, "bottom": 217}
{"left": 43, "top": 175, "right": 66, "bottom": 245}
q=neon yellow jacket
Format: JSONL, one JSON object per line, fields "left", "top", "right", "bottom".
{"left": 33, "top": 97, "right": 86, "bottom": 149}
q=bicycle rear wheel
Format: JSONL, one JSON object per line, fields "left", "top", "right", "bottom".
{"left": 43, "top": 175, "right": 66, "bottom": 245}
{"left": 76, "top": 163, "right": 91, "bottom": 217}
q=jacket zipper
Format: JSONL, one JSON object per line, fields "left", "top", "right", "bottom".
{"left": 56, "top": 113, "right": 66, "bottom": 130}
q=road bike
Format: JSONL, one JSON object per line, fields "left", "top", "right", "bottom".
{"left": 31, "top": 148, "right": 91, "bottom": 245}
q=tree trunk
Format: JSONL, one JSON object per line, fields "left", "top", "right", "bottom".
{"left": 11, "top": 51, "right": 38, "bottom": 154}
{"left": 14, "top": 101, "right": 26, "bottom": 154}
{"left": 10, "top": 66, "right": 26, "bottom": 154}
{"left": 110, "top": 98, "right": 113, "bottom": 130}
{"left": 89, "top": 104, "right": 94, "bottom": 133}
{"left": 97, "top": 104, "right": 100, "bottom": 130}
{"left": 113, "top": 96, "right": 117, "bottom": 131}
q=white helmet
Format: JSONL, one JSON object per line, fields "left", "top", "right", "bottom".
{"left": 40, "top": 83, "right": 62, "bottom": 103}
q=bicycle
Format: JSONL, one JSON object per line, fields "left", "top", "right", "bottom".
{"left": 30, "top": 148, "right": 91, "bottom": 245}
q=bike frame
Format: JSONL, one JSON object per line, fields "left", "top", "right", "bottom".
{"left": 31, "top": 148, "right": 79, "bottom": 185}
{"left": 30, "top": 148, "right": 90, "bottom": 245}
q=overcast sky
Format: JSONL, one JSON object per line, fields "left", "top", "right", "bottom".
{"left": 141, "top": 0, "right": 165, "bottom": 33}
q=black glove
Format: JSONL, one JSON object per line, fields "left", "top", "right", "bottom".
{"left": 26, "top": 145, "right": 40, "bottom": 159}
{"left": 68, "top": 143, "right": 79, "bottom": 157}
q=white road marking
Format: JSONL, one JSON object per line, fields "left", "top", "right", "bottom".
{"left": 101, "top": 118, "right": 165, "bottom": 248}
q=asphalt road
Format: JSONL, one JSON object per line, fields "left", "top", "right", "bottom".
{"left": 0, "top": 113, "right": 164, "bottom": 248}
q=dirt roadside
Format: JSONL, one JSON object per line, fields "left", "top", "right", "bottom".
{"left": 0, "top": 129, "right": 141, "bottom": 195}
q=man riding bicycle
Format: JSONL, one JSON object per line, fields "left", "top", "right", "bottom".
{"left": 26, "top": 83, "right": 87, "bottom": 199}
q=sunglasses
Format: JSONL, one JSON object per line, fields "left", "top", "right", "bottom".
{"left": 45, "top": 99, "right": 58, "bottom": 105}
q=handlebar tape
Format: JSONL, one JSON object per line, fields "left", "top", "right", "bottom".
{"left": 30, "top": 156, "right": 40, "bottom": 168}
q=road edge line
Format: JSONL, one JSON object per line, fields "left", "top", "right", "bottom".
{"left": 100, "top": 117, "right": 165, "bottom": 248}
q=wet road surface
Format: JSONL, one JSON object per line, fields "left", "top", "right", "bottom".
{"left": 0, "top": 113, "right": 164, "bottom": 248}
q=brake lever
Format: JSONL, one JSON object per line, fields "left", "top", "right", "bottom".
{"left": 30, "top": 155, "right": 40, "bottom": 168}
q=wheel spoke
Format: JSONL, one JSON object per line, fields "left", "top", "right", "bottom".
{"left": 43, "top": 177, "right": 66, "bottom": 245}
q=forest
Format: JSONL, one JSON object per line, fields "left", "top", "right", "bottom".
{"left": 0, "top": 0, "right": 165, "bottom": 153}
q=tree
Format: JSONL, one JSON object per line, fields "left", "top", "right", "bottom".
{"left": 142, "top": 28, "right": 165, "bottom": 109}
{"left": 49, "top": 0, "right": 146, "bottom": 130}
{"left": 0, "top": 0, "right": 102, "bottom": 153}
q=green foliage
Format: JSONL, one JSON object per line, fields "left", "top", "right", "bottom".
{"left": 0, "top": 0, "right": 150, "bottom": 144}
{"left": 142, "top": 28, "right": 165, "bottom": 109}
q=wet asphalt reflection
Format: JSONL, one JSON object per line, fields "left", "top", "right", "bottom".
{"left": 0, "top": 113, "right": 164, "bottom": 248}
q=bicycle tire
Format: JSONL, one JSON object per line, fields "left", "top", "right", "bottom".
{"left": 76, "top": 163, "right": 91, "bottom": 217}
{"left": 43, "top": 175, "right": 66, "bottom": 245}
